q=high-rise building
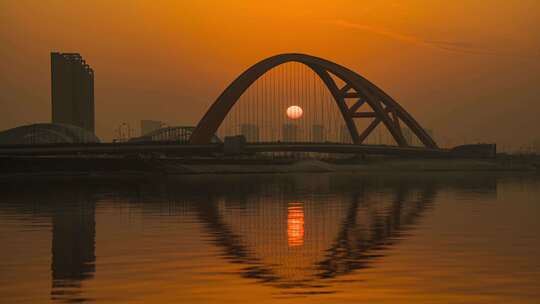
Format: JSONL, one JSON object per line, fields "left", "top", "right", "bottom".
{"left": 311, "top": 124, "right": 325, "bottom": 143}
{"left": 282, "top": 123, "right": 298, "bottom": 142}
{"left": 51, "top": 52, "right": 94, "bottom": 133}
{"left": 141, "top": 120, "right": 163, "bottom": 136}
{"left": 240, "top": 123, "right": 259, "bottom": 142}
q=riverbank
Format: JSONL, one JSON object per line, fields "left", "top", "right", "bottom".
{"left": 0, "top": 156, "right": 538, "bottom": 177}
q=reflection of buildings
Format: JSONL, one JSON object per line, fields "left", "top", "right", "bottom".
{"left": 49, "top": 192, "right": 96, "bottom": 303}
{"left": 51, "top": 52, "right": 94, "bottom": 133}
{"left": 51, "top": 199, "right": 95, "bottom": 291}
{"left": 0, "top": 184, "right": 96, "bottom": 303}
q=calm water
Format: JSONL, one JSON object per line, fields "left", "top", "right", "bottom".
{"left": 0, "top": 173, "right": 539, "bottom": 303}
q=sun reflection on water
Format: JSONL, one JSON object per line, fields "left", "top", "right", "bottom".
{"left": 287, "top": 202, "right": 304, "bottom": 247}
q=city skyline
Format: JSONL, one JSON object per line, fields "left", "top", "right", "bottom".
{"left": 1, "top": 1, "right": 539, "bottom": 149}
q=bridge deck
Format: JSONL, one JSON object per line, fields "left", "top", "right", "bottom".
{"left": 0, "top": 142, "right": 452, "bottom": 157}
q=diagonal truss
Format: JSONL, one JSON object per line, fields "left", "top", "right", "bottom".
{"left": 311, "top": 67, "right": 407, "bottom": 146}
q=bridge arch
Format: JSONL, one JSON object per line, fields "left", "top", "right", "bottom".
{"left": 189, "top": 53, "right": 437, "bottom": 148}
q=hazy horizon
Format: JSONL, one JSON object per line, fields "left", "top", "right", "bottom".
{"left": 1, "top": 0, "right": 539, "bottom": 150}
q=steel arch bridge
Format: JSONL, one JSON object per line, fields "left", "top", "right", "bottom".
{"left": 190, "top": 53, "right": 437, "bottom": 148}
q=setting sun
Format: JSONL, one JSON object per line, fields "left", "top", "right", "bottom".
{"left": 286, "top": 105, "right": 303, "bottom": 120}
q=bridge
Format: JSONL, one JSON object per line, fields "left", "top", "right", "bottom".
{"left": 190, "top": 53, "right": 437, "bottom": 149}
{"left": 129, "top": 126, "right": 222, "bottom": 144}
{"left": 1, "top": 53, "right": 493, "bottom": 158}
{"left": 0, "top": 141, "right": 451, "bottom": 157}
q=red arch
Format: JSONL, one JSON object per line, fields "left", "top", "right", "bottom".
{"left": 189, "top": 53, "right": 437, "bottom": 148}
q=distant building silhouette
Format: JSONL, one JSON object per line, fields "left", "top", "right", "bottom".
{"left": 141, "top": 120, "right": 163, "bottom": 136}
{"left": 282, "top": 123, "right": 298, "bottom": 142}
{"left": 240, "top": 123, "right": 259, "bottom": 142}
{"left": 113, "top": 122, "right": 133, "bottom": 142}
{"left": 311, "top": 124, "right": 324, "bottom": 142}
{"left": 51, "top": 52, "right": 94, "bottom": 133}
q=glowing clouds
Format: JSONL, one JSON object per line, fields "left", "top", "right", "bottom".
{"left": 286, "top": 105, "right": 303, "bottom": 120}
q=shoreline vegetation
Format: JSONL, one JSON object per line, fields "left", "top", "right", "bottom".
{"left": 0, "top": 156, "right": 538, "bottom": 177}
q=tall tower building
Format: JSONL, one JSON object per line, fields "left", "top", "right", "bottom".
{"left": 51, "top": 52, "right": 95, "bottom": 133}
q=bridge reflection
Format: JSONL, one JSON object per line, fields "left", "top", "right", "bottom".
{"left": 179, "top": 174, "right": 439, "bottom": 289}
{"left": 0, "top": 173, "right": 503, "bottom": 300}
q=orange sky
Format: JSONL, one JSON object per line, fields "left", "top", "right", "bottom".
{"left": 1, "top": 0, "right": 539, "bottom": 149}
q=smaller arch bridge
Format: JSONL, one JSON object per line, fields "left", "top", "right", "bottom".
{"left": 190, "top": 53, "right": 437, "bottom": 149}
{"left": 130, "top": 126, "right": 222, "bottom": 143}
